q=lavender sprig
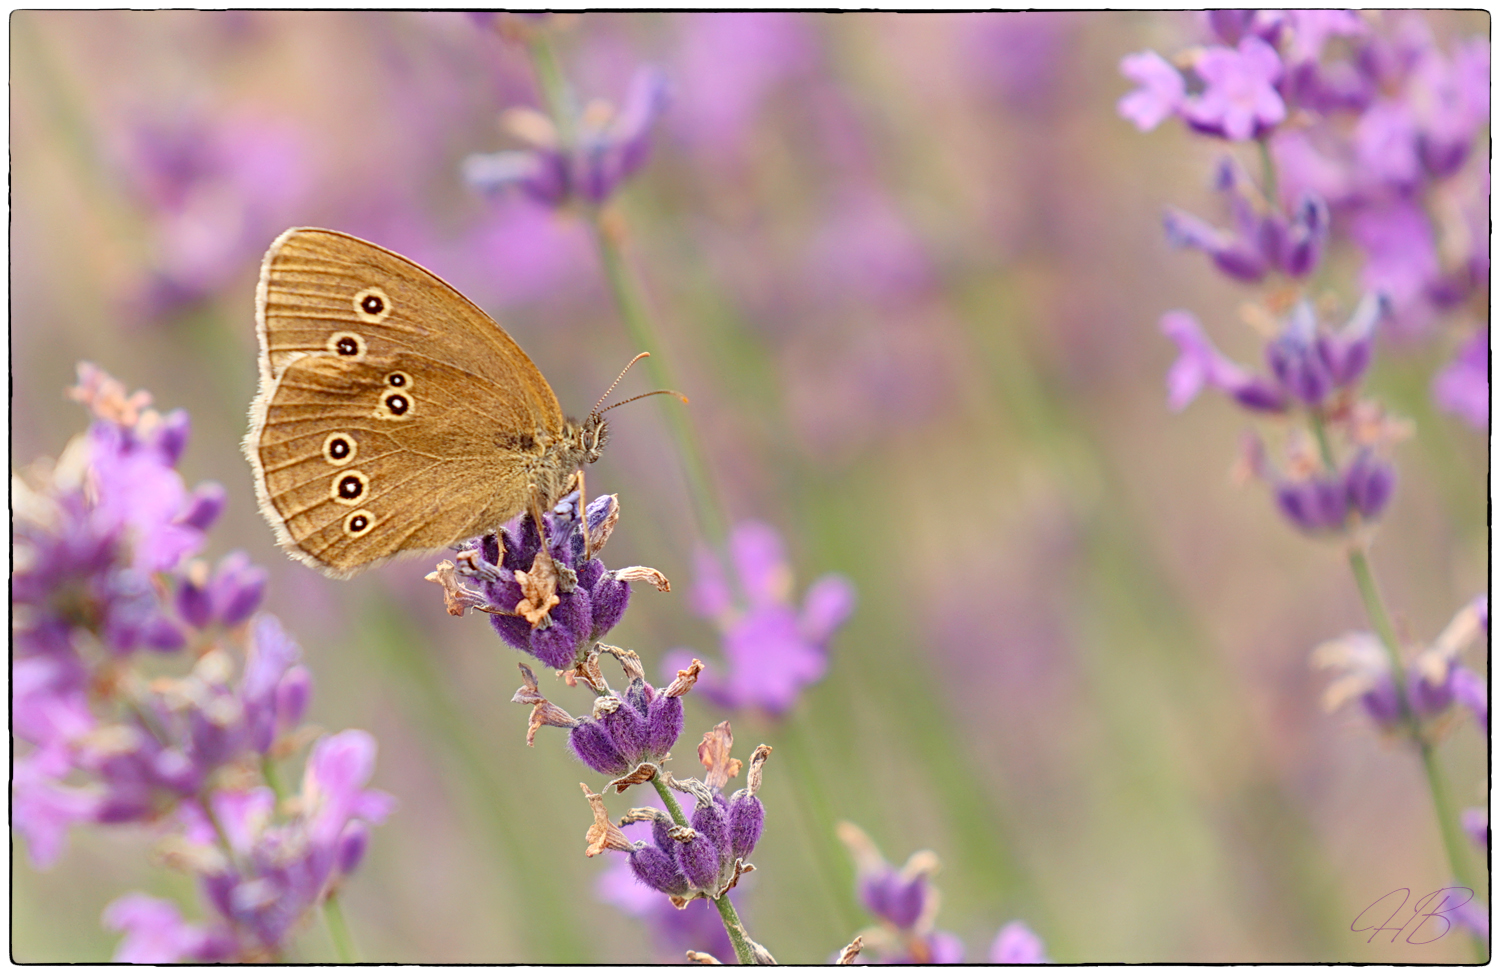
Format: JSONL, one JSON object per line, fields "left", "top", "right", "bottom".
{"left": 1121, "top": 10, "right": 1488, "bottom": 955}
{"left": 13, "top": 364, "right": 393, "bottom": 962}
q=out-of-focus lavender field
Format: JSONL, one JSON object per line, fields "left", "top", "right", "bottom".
{"left": 11, "top": 11, "right": 1488, "bottom": 963}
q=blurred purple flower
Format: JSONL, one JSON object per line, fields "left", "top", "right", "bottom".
{"left": 1163, "top": 294, "right": 1383, "bottom": 415}
{"left": 102, "top": 893, "right": 235, "bottom": 964}
{"left": 1461, "top": 809, "right": 1488, "bottom": 852}
{"left": 112, "top": 111, "right": 308, "bottom": 319}
{"left": 662, "top": 521, "right": 855, "bottom": 716}
{"left": 1160, "top": 311, "right": 1287, "bottom": 413}
{"left": 464, "top": 65, "right": 670, "bottom": 208}
{"left": 191, "top": 731, "right": 394, "bottom": 955}
{"left": 837, "top": 821, "right": 963, "bottom": 963}
{"left": 1163, "top": 159, "right": 1329, "bottom": 282}
{"left": 1118, "top": 50, "right": 1185, "bottom": 132}
{"left": 970, "top": 13, "right": 1080, "bottom": 116}
{"left": 989, "top": 920, "right": 1050, "bottom": 963}
{"left": 1433, "top": 328, "right": 1488, "bottom": 430}
{"left": 669, "top": 12, "right": 814, "bottom": 159}
{"left": 1183, "top": 37, "right": 1286, "bottom": 140}
{"left": 13, "top": 365, "right": 388, "bottom": 961}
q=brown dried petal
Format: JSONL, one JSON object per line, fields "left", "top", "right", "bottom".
{"left": 596, "top": 643, "right": 645, "bottom": 682}
{"left": 608, "top": 762, "right": 659, "bottom": 793}
{"left": 514, "top": 563, "right": 561, "bottom": 627}
{"left": 745, "top": 744, "right": 772, "bottom": 797}
{"left": 425, "top": 561, "right": 492, "bottom": 617}
{"left": 615, "top": 565, "right": 671, "bottom": 593}
{"left": 582, "top": 784, "right": 635, "bottom": 857}
{"left": 685, "top": 950, "right": 723, "bottom": 964}
{"left": 836, "top": 936, "right": 864, "bottom": 965}
{"left": 664, "top": 659, "right": 703, "bottom": 698}
{"left": 698, "top": 721, "right": 740, "bottom": 791}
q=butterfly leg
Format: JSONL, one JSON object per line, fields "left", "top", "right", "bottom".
{"left": 576, "top": 468, "right": 593, "bottom": 561}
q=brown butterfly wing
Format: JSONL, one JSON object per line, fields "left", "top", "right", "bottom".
{"left": 250, "top": 351, "right": 543, "bottom": 577}
{"left": 255, "top": 227, "right": 564, "bottom": 429}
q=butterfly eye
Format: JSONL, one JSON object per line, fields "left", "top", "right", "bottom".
{"left": 343, "top": 509, "right": 376, "bottom": 537}
{"left": 328, "top": 331, "right": 367, "bottom": 360}
{"left": 322, "top": 433, "right": 357, "bottom": 466}
{"left": 330, "top": 470, "right": 370, "bottom": 505}
{"left": 353, "top": 287, "right": 392, "bottom": 324}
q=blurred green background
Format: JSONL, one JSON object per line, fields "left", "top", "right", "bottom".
{"left": 11, "top": 10, "right": 1488, "bottom": 963}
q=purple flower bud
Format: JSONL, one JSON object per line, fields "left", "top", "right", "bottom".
{"left": 675, "top": 828, "right": 723, "bottom": 890}
{"left": 1358, "top": 671, "right": 1403, "bottom": 729}
{"left": 1266, "top": 304, "right": 1334, "bottom": 405}
{"left": 530, "top": 589, "right": 591, "bottom": 669}
{"left": 1320, "top": 293, "right": 1385, "bottom": 388}
{"left": 275, "top": 665, "right": 312, "bottom": 733}
{"left": 643, "top": 693, "right": 683, "bottom": 758}
{"left": 1344, "top": 450, "right": 1396, "bottom": 521}
{"left": 1163, "top": 208, "right": 1268, "bottom": 282}
{"left": 1452, "top": 666, "right": 1487, "bottom": 729}
{"left": 727, "top": 792, "right": 764, "bottom": 860}
{"left": 599, "top": 691, "right": 650, "bottom": 761}
{"left": 152, "top": 409, "right": 192, "bottom": 466}
{"left": 177, "top": 482, "right": 226, "bottom": 531}
{"left": 1407, "top": 661, "right": 1455, "bottom": 716}
{"left": 1279, "top": 194, "right": 1329, "bottom": 277}
{"left": 861, "top": 870, "right": 929, "bottom": 930}
{"left": 569, "top": 720, "right": 631, "bottom": 776}
{"left": 990, "top": 921, "right": 1050, "bottom": 964}
{"left": 1462, "top": 808, "right": 1488, "bottom": 852}
{"left": 1161, "top": 311, "right": 1289, "bottom": 413}
{"left": 337, "top": 820, "right": 370, "bottom": 875}
{"left": 590, "top": 572, "right": 630, "bottom": 637}
{"left": 176, "top": 571, "right": 213, "bottom": 629}
{"left": 210, "top": 553, "right": 267, "bottom": 627}
{"left": 630, "top": 844, "right": 691, "bottom": 897}
{"left": 144, "top": 615, "right": 187, "bottom": 652}
{"left": 1275, "top": 476, "right": 1348, "bottom": 534}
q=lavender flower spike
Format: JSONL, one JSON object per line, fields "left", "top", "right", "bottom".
{"left": 662, "top": 520, "right": 856, "bottom": 716}
{"left": 836, "top": 821, "right": 964, "bottom": 964}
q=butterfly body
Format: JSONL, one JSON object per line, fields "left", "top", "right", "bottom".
{"left": 246, "top": 228, "right": 606, "bottom": 578}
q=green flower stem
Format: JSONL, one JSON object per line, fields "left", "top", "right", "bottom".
{"left": 260, "top": 753, "right": 286, "bottom": 803}
{"left": 651, "top": 775, "right": 762, "bottom": 965}
{"left": 1346, "top": 546, "right": 1408, "bottom": 701}
{"left": 524, "top": 31, "right": 577, "bottom": 144}
{"left": 521, "top": 28, "right": 728, "bottom": 550}
{"left": 1256, "top": 136, "right": 1279, "bottom": 209}
{"left": 589, "top": 216, "right": 728, "bottom": 548}
{"left": 1349, "top": 544, "right": 1481, "bottom": 952}
{"left": 651, "top": 771, "right": 689, "bottom": 826}
{"left": 711, "top": 891, "right": 765, "bottom": 965}
{"left": 322, "top": 892, "right": 357, "bottom": 963}
{"left": 1307, "top": 408, "right": 1339, "bottom": 472}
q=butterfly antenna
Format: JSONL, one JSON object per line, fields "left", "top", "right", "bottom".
{"left": 600, "top": 388, "right": 689, "bottom": 413}
{"left": 592, "top": 352, "right": 653, "bottom": 415}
